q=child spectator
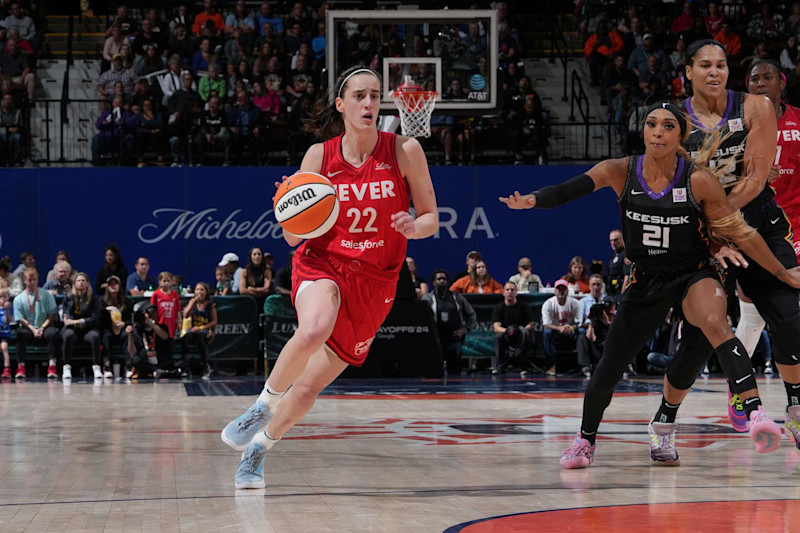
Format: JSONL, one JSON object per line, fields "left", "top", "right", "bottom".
{"left": 151, "top": 271, "right": 184, "bottom": 375}
{"left": 181, "top": 282, "right": 218, "bottom": 378}
{"left": 215, "top": 266, "right": 232, "bottom": 295}
{"left": 0, "top": 289, "right": 12, "bottom": 378}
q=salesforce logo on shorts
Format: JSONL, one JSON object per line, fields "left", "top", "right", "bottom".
{"left": 138, "top": 208, "right": 285, "bottom": 243}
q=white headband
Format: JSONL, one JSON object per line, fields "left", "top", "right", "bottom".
{"left": 337, "top": 68, "right": 379, "bottom": 99}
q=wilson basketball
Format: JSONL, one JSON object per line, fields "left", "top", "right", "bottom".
{"left": 273, "top": 172, "right": 340, "bottom": 239}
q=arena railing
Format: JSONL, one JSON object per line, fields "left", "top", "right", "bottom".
{"left": 548, "top": 14, "right": 569, "bottom": 103}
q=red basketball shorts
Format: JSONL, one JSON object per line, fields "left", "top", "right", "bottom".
{"left": 291, "top": 247, "right": 398, "bottom": 366}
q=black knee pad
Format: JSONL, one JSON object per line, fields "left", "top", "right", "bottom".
{"left": 770, "top": 313, "right": 800, "bottom": 366}
{"left": 715, "top": 338, "right": 757, "bottom": 394}
{"left": 666, "top": 324, "right": 713, "bottom": 391}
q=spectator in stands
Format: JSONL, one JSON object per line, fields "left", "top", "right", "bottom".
{"left": 100, "top": 274, "right": 131, "bottom": 379}
{"left": 13, "top": 251, "right": 33, "bottom": 276}
{"left": 43, "top": 260, "right": 73, "bottom": 296}
{"left": 603, "top": 53, "right": 635, "bottom": 108}
{"left": 60, "top": 272, "right": 102, "bottom": 380}
{"left": 422, "top": 269, "right": 476, "bottom": 375}
{"left": 134, "top": 98, "right": 166, "bottom": 167}
{"left": 118, "top": 43, "right": 134, "bottom": 70}
{"left": 579, "top": 274, "right": 606, "bottom": 329}
{"left": 285, "top": 2, "right": 311, "bottom": 34}
{"left": 256, "top": 21, "right": 285, "bottom": 57}
{"left": 13, "top": 268, "right": 59, "bottom": 378}
{"left": 705, "top": 1, "right": 726, "bottom": 35}
{"left": 126, "top": 256, "right": 156, "bottom": 295}
{"left": 252, "top": 79, "right": 281, "bottom": 117}
{"left": 509, "top": 256, "right": 542, "bottom": 293}
{"left": 181, "top": 281, "right": 218, "bottom": 378}
{"left": 405, "top": 257, "right": 428, "bottom": 297}
{"left": 561, "top": 256, "right": 590, "bottom": 293}
{"left": 97, "top": 53, "right": 135, "bottom": 98}
{"left": 789, "top": 2, "right": 800, "bottom": 37}
{"left": 669, "top": 1, "right": 695, "bottom": 35}
{"left": 453, "top": 250, "right": 481, "bottom": 281}
{"left": 151, "top": 271, "right": 185, "bottom": 376}
{"left": 103, "top": 24, "right": 126, "bottom": 72}
{"left": 284, "top": 22, "right": 307, "bottom": 59}
{"left": 157, "top": 56, "right": 184, "bottom": 106}
{"left": 168, "top": 93, "right": 199, "bottom": 166}
{"left": 193, "top": 0, "right": 224, "bottom": 37}
{"left": 91, "top": 96, "right": 135, "bottom": 164}
{"left": 8, "top": 28, "right": 31, "bottom": 55}
{"left": 0, "top": 92, "right": 22, "bottom": 165}
{"left": 311, "top": 21, "right": 325, "bottom": 73}
{"left": 228, "top": 59, "right": 255, "bottom": 98}
{"left": 740, "top": 40, "right": 771, "bottom": 68}
{"left": 137, "top": 44, "right": 166, "bottom": 77}
{"left": 256, "top": 2, "right": 283, "bottom": 36}
{"left": 450, "top": 260, "right": 503, "bottom": 294}
{"left": 192, "top": 37, "right": 216, "bottom": 77}
{"left": 2, "top": 2, "right": 35, "bottom": 52}
{"left": 620, "top": 16, "right": 647, "bottom": 56}
{"left": 606, "top": 229, "right": 626, "bottom": 296}
{"left": 127, "top": 301, "right": 166, "bottom": 379}
{"left": 105, "top": 4, "right": 137, "bottom": 38}
{"left": 168, "top": 23, "right": 193, "bottom": 66}
{"left": 0, "top": 38, "right": 33, "bottom": 100}
{"left": 0, "top": 289, "right": 12, "bottom": 378}
{"left": 714, "top": 22, "right": 742, "bottom": 59}
{"left": 252, "top": 42, "right": 273, "bottom": 78}
{"left": 747, "top": 3, "right": 785, "bottom": 41}
{"left": 669, "top": 37, "right": 687, "bottom": 72}
{"left": 286, "top": 76, "right": 316, "bottom": 164}
{"left": 638, "top": 54, "right": 670, "bottom": 91}
{"left": 96, "top": 243, "right": 128, "bottom": 296}
{"left": 509, "top": 93, "right": 549, "bottom": 165}
{"left": 238, "top": 246, "right": 272, "bottom": 309}
{"left": 0, "top": 258, "right": 21, "bottom": 297}
{"left": 273, "top": 249, "right": 294, "bottom": 296}
{"left": 492, "top": 281, "right": 534, "bottom": 374}
{"left": 583, "top": 20, "right": 624, "bottom": 87}
{"left": 215, "top": 266, "right": 232, "bottom": 295}
{"left": 228, "top": 89, "right": 264, "bottom": 163}
{"left": 198, "top": 61, "right": 226, "bottom": 103}
{"left": 577, "top": 295, "right": 616, "bottom": 377}
{"left": 45, "top": 251, "right": 75, "bottom": 283}
{"left": 146, "top": 7, "right": 168, "bottom": 38}
{"left": 682, "top": 17, "right": 710, "bottom": 47}
{"left": 194, "top": 94, "right": 230, "bottom": 165}
{"left": 541, "top": 279, "right": 581, "bottom": 376}
{"left": 170, "top": 4, "right": 193, "bottom": 35}
{"left": 129, "top": 79, "right": 152, "bottom": 114}
{"left": 226, "top": 0, "right": 256, "bottom": 42}
{"left": 219, "top": 252, "right": 242, "bottom": 293}
{"left": 167, "top": 70, "right": 199, "bottom": 124}
{"left": 133, "top": 18, "right": 167, "bottom": 59}
{"left": 781, "top": 35, "right": 799, "bottom": 69}
{"left": 627, "top": 33, "right": 671, "bottom": 77}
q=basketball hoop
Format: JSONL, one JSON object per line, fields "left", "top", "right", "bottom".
{"left": 390, "top": 81, "right": 438, "bottom": 138}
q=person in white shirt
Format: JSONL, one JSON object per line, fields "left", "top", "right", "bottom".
{"left": 541, "top": 279, "right": 581, "bottom": 375}
{"left": 508, "top": 256, "right": 543, "bottom": 293}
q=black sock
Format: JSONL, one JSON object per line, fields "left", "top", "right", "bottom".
{"left": 580, "top": 429, "right": 596, "bottom": 445}
{"left": 785, "top": 381, "right": 800, "bottom": 410}
{"left": 653, "top": 396, "right": 681, "bottom": 424}
{"left": 742, "top": 395, "right": 762, "bottom": 418}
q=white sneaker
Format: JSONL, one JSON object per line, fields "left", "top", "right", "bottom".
{"left": 764, "top": 362, "right": 773, "bottom": 375}
{"left": 125, "top": 368, "right": 133, "bottom": 379}
{"left": 63, "top": 364, "right": 72, "bottom": 379}
{"left": 92, "top": 364, "right": 103, "bottom": 379}
{"left": 103, "top": 369, "right": 114, "bottom": 379}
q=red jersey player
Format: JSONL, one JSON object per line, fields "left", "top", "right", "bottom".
{"left": 748, "top": 60, "right": 800, "bottom": 260}
{"left": 222, "top": 65, "right": 439, "bottom": 489}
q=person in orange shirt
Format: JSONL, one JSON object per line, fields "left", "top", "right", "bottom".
{"left": 192, "top": 0, "right": 224, "bottom": 37}
{"left": 714, "top": 22, "right": 741, "bottom": 58}
{"left": 450, "top": 260, "right": 504, "bottom": 294}
{"left": 584, "top": 20, "right": 624, "bottom": 86}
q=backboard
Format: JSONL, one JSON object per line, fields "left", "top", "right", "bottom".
{"left": 325, "top": 9, "right": 499, "bottom": 113}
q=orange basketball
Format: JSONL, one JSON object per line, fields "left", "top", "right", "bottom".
{"left": 273, "top": 172, "right": 340, "bottom": 239}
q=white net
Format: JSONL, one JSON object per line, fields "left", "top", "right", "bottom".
{"left": 390, "top": 90, "right": 438, "bottom": 138}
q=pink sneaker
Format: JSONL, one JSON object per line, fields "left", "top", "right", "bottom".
{"left": 560, "top": 433, "right": 596, "bottom": 469}
{"left": 747, "top": 406, "right": 782, "bottom": 453}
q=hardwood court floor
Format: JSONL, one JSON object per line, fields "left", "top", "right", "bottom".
{"left": 0, "top": 374, "right": 798, "bottom": 532}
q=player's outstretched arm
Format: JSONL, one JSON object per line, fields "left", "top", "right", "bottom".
{"left": 394, "top": 136, "right": 438, "bottom": 240}
{"left": 499, "top": 158, "right": 627, "bottom": 209}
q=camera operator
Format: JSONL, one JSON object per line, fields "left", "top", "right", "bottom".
{"left": 127, "top": 301, "right": 170, "bottom": 379}
{"left": 492, "top": 282, "right": 535, "bottom": 375}
{"left": 422, "top": 269, "right": 477, "bottom": 375}
{"left": 577, "top": 295, "right": 616, "bottom": 377}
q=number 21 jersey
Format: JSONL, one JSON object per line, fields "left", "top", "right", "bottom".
{"left": 308, "top": 130, "right": 411, "bottom": 273}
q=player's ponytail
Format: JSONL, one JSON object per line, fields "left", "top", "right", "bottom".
{"left": 678, "top": 128, "right": 743, "bottom": 188}
{"left": 706, "top": 210, "right": 758, "bottom": 246}
{"left": 303, "top": 65, "right": 382, "bottom": 140}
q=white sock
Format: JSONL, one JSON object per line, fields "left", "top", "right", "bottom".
{"left": 258, "top": 382, "right": 285, "bottom": 411}
{"left": 735, "top": 301, "right": 765, "bottom": 358}
{"left": 253, "top": 429, "right": 279, "bottom": 450}
{"left": 49, "top": 358, "right": 56, "bottom": 367}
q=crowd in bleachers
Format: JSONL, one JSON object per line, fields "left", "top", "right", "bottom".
{"left": 580, "top": 1, "right": 800, "bottom": 154}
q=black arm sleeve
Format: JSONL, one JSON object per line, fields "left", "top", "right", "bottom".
{"left": 531, "top": 173, "right": 595, "bottom": 209}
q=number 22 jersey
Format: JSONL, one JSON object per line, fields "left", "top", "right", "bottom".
{"left": 303, "top": 130, "right": 411, "bottom": 274}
